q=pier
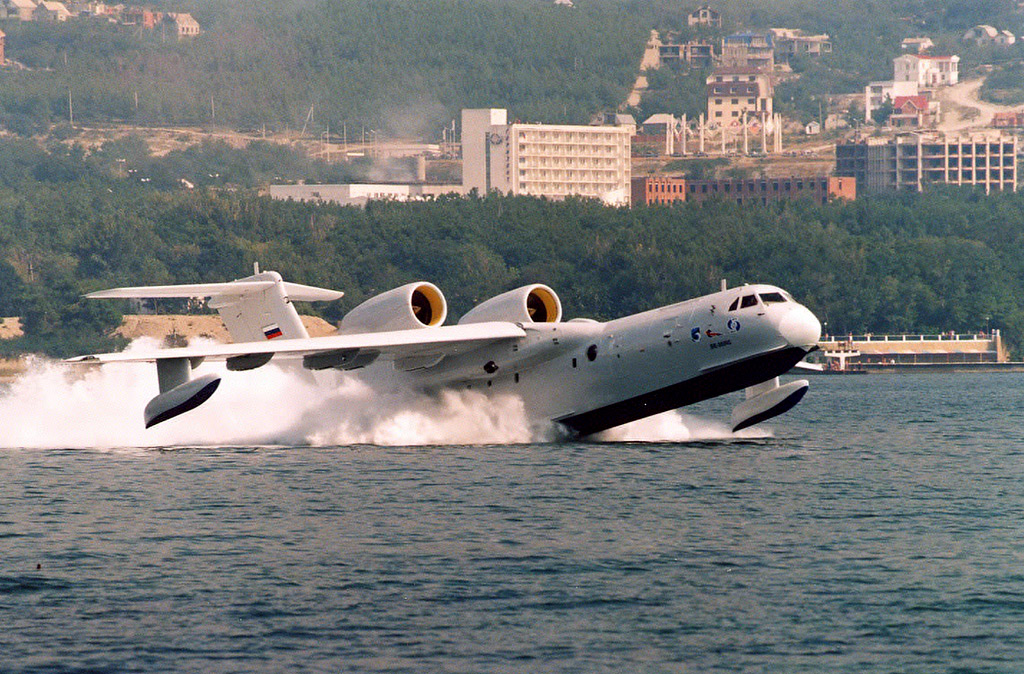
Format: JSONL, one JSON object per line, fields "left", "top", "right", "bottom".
{"left": 819, "top": 330, "right": 1009, "bottom": 371}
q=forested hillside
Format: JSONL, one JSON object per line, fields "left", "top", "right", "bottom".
{"left": 0, "top": 0, "right": 646, "bottom": 134}
{"left": 3, "top": 0, "right": 1020, "bottom": 135}
{"left": 1, "top": 138, "right": 1024, "bottom": 358}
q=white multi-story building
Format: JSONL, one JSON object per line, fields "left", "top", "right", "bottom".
{"left": 461, "top": 108, "right": 632, "bottom": 206}
{"left": 894, "top": 54, "right": 959, "bottom": 88}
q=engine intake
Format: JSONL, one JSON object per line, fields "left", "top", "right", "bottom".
{"left": 340, "top": 282, "right": 447, "bottom": 333}
{"left": 459, "top": 284, "right": 562, "bottom": 325}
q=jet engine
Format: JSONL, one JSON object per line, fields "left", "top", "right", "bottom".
{"left": 339, "top": 282, "right": 447, "bottom": 333}
{"left": 458, "top": 284, "right": 562, "bottom": 325}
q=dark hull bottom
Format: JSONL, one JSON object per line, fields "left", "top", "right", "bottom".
{"left": 558, "top": 346, "right": 809, "bottom": 437}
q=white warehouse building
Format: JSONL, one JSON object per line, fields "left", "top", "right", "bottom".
{"left": 461, "top": 108, "right": 633, "bottom": 206}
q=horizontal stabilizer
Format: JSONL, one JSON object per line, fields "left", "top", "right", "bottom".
{"left": 87, "top": 281, "right": 343, "bottom": 302}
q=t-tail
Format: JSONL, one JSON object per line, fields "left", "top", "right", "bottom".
{"left": 87, "top": 264, "right": 344, "bottom": 427}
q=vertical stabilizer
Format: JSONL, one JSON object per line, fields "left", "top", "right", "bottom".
{"left": 209, "top": 270, "right": 310, "bottom": 342}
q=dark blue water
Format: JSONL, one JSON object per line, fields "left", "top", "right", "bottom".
{"left": 4, "top": 372, "right": 1024, "bottom": 672}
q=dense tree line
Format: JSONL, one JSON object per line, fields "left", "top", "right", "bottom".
{"left": 3, "top": 139, "right": 1024, "bottom": 357}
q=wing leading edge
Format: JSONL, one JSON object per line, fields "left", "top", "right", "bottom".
{"left": 67, "top": 321, "right": 527, "bottom": 365}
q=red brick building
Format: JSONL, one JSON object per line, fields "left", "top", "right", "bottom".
{"left": 631, "top": 176, "right": 856, "bottom": 206}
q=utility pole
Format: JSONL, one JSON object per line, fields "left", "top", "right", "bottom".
{"left": 68, "top": 87, "right": 73, "bottom": 125}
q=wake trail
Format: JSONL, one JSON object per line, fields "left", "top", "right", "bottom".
{"left": 0, "top": 339, "right": 765, "bottom": 449}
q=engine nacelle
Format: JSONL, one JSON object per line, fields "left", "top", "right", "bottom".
{"left": 339, "top": 282, "right": 447, "bottom": 333}
{"left": 458, "top": 284, "right": 562, "bottom": 325}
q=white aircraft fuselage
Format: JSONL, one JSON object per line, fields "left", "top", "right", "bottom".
{"left": 396, "top": 284, "right": 820, "bottom": 435}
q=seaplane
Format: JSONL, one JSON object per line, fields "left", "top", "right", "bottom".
{"left": 68, "top": 266, "right": 822, "bottom": 435}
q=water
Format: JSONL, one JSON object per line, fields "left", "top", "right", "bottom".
{"left": 3, "top": 368, "right": 1024, "bottom": 672}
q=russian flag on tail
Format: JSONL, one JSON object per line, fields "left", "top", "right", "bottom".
{"left": 263, "top": 324, "right": 283, "bottom": 340}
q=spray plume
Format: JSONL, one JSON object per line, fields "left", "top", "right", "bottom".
{"left": 0, "top": 339, "right": 761, "bottom": 449}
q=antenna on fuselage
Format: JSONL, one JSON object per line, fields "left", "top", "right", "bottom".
{"left": 721, "top": 279, "right": 728, "bottom": 292}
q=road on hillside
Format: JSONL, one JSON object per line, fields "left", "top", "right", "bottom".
{"left": 937, "top": 78, "right": 1018, "bottom": 132}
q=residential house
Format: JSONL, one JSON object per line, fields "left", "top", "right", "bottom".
{"left": 963, "top": 25, "right": 1016, "bottom": 46}
{"left": 868, "top": 53, "right": 958, "bottom": 121}
{"left": 706, "top": 67, "right": 774, "bottom": 124}
{"left": 721, "top": 32, "right": 774, "bottom": 70}
{"left": 2, "top": 0, "right": 36, "bottom": 20}
{"left": 164, "top": 12, "right": 199, "bottom": 38}
{"left": 992, "top": 111, "right": 1024, "bottom": 128}
{"left": 889, "top": 95, "right": 939, "bottom": 128}
{"left": 894, "top": 53, "right": 959, "bottom": 88}
{"left": 769, "top": 28, "right": 831, "bottom": 64}
{"left": 122, "top": 6, "right": 160, "bottom": 29}
{"left": 901, "top": 37, "right": 934, "bottom": 53}
{"left": 33, "top": 0, "right": 71, "bottom": 21}
{"left": 688, "top": 5, "right": 721, "bottom": 28}
{"left": 657, "top": 40, "right": 716, "bottom": 68}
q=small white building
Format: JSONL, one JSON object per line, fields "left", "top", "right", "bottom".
{"left": 268, "top": 183, "right": 465, "bottom": 208}
{"left": 901, "top": 37, "right": 934, "bottom": 53}
{"left": 461, "top": 108, "right": 633, "bottom": 206}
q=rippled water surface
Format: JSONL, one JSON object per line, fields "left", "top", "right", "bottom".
{"left": 4, "top": 372, "right": 1024, "bottom": 672}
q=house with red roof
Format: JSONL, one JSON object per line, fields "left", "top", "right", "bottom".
{"left": 889, "top": 95, "right": 939, "bottom": 127}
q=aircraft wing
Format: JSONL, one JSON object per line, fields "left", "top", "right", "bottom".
{"left": 67, "top": 321, "right": 526, "bottom": 365}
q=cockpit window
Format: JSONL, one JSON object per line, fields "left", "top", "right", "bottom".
{"left": 728, "top": 298, "right": 739, "bottom": 312}
{"left": 759, "top": 292, "right": 787, "bottom": 304}
{"left": 740, "top": 294, "right": 759, "bottom": 309}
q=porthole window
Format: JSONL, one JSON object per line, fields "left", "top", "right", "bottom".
{"left": 586, "top": 344, "right": 598, "bottom": 361}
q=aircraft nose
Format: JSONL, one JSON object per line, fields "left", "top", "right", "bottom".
{"left": 778, "top": 304, "right": 821, "bottom": 349}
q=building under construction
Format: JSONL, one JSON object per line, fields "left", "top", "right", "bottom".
{"left": 835, "top": 133, "right": 1017, "bottom": 194}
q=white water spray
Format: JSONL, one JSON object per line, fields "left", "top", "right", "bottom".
{"left": 595, "top": 410, "right": 771, "bottom": 443}
{"left": 0, "top": 339, "right": 764, "bottom": 449}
